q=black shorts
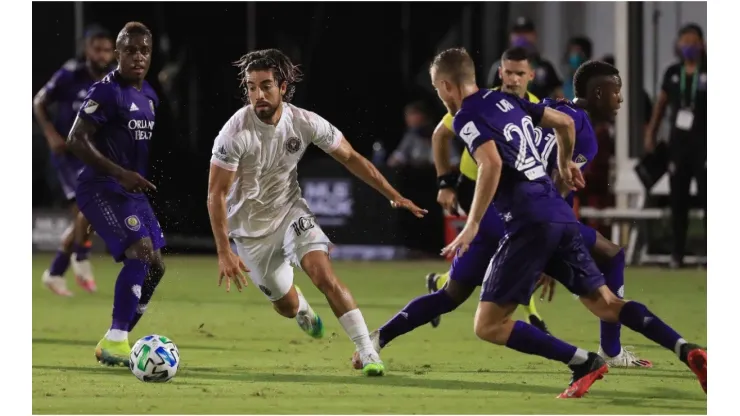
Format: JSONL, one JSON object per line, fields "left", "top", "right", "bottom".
{"left": 456, "top": 175, "right": 475, "bottom": 214}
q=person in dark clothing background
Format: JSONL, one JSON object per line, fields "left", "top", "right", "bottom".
{"left": 644, "top": 23, "right": 707, "bottom": 268}
{"left": 486, "top": 17, "right": 563, "bottom": 99}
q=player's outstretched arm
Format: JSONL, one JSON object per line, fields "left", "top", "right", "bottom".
{"left": 67, "top": 117, "right": 155, "bottom": 193}
{"left": 207, "top": 163, "right": 249, "bottom": 292}
{"left": 328, "top": 137, "right": 427, "bottom": 218}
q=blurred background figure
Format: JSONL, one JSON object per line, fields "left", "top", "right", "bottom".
{"left": 32, "top": 24, "right": 114, "bottom": 296}
{"left": 644, "top": 23, "right": 707, "bottom": 268}
{"left": 388, "top": 101, "right": 459, "bottom": 169}
{"left": 562, "top": 36, "right": 593, "bottom": 100}
{"left": 487, "top": 16, "right": 564, "bottom": 99}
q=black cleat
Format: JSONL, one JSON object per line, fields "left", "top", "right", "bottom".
{"left": 529, "top": 314, "right": 551, "bottom": 335}
{"left": 558, "top": 353, "right": 608, "bottom": 399}
{"left": 425, "top": 273, "right": 442, "bottom": 328}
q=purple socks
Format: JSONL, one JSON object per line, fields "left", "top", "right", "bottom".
{"left": 506, "top": 320, "right": 585, "bottom": 364}
{"left": 48, "top": 251, "right": 71, "bottom": 277}
{"left": 600, "top": 249, "right": 625, "bottom": 357}
{"left": 111, "top": 259, "right": 148, "bottom": 331}
{"left": 618, "top": 301, "right": 684, "bottom": 353}
{"left": 379, "top": 290, "right": 458, "bottom": 348}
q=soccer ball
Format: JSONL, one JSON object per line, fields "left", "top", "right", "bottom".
{"left": 129, "top": 334, "right": 180, "bottom": 382}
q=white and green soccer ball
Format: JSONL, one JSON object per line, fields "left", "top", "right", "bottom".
{"left": 129, "top": 334, "right": 180, "bottom": 382}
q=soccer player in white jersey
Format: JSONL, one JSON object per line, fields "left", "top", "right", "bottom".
{"left": 207, "top": 49, "right": 427, "bottom": 376}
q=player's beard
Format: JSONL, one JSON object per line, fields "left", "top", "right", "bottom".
{"left": 254, "top": 103, "right": 278, "bottom": 121}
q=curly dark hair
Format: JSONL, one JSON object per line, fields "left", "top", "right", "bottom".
{"left": 573, "top": 60, "right": 620, "bottom": 99}
{"left": 234, "top": 49, "right": 303, "bottom": 103}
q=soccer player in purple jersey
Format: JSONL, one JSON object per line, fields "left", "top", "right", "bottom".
{"left": 539, "top": 61, "right": 651, "bottom": 367}
{"left": 365, "top": 60, "right": 652, "bottom": 372}
{"left": 66, "top": 22, "right": 164, "bottom": 367}
{"left": 33, "top": 27, "right": 114, "bottom": 296}
{"left": 433, "top": 48, "right": 705, "bottom": 397}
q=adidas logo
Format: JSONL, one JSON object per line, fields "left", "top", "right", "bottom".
{"left": 130, "top": 102, "right": 139, "bottom": 112}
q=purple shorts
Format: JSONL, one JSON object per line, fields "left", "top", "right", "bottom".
{"left": 76, "top": 185, "right": 166, "bottom": 262}
{"left": 449, "top": 206, "right": 506, "bottom": 287}
{"left": 51, "top": 154, "right": 84, "bottom": 201}
{"left": 480, "top": 222, "right": 604, "bottom": 305}
{"left": 578, "top": 221, "right": 598, "bottom": 249}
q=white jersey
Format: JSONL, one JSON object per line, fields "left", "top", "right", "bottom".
{"left": 210, "top": 103, "right": 343, "bottom": 238}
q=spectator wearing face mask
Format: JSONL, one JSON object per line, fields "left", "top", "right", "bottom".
{"left": 644, "top": 23, "right": 707, "bottom": 268}
{"left": 486, "top": 17, "right": 564, "bottom": 99}
{"left": 563, "top": 37, "right": 593, "bottom": 100}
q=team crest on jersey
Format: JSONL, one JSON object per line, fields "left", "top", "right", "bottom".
{"left": 83, "top": 100, "right": 99, "bottom": 114}
{"left": 149, "top": 100, "right": 155, "bottom": 114}
{"left": 285, "top": 137, "right": 302, "bottom": 154}
{"left": 125, "top": 215, "right": 141, "bottom": 231}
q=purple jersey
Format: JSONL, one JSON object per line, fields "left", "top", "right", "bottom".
{"left": 452, "top": 90, "right": 576, "bottom": 231}
{"left": 537, "top": 99, "right": 599, "bottom": 207}
{"left": 41, "top": 60, "right": 99, "bottom": 171}
{"left": 76, "top": 70, "right": 158, "bottom": 198}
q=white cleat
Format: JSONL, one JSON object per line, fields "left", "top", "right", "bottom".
{"left": 42, "top": 270, "right": 73, "bottom": 297}
{"left": 598, "top": 346, "right": 653, "bottom": 368}
{"left": 351, "top": 330, "right": 382, "bottom": 370}
{"left": 71, "top": 254, "right": 97, "bottom": 293}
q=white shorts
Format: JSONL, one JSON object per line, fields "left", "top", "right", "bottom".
{"left": 233, "top": 199, "right": 331, "bottom": 301}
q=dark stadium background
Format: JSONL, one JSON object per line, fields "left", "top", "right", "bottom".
{"left": 32, "top": 1, "right": 510, "bottom": 255}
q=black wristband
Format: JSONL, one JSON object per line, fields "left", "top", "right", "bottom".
{"left": 437, "top": 173, "right": 458, "bottom": 190}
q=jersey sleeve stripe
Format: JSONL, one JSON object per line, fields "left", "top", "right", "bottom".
{"left": 210, "top": 156, "right": 238, "bottom": 172}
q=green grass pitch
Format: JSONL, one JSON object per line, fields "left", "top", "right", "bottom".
{"left": 32, "top": 255, "right": 707, "bottom": 414}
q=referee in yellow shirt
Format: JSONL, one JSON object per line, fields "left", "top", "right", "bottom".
{"left": 426, "top": 47, "right": 551, "bottom": 334}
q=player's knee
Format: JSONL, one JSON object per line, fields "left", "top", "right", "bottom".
{"left": 125, "top": 238, "right": 156, "bottom": 263}
{"left": 583, "top": 288, "right": 625, "bottom": 323}
{"left": 303, "top": 261, "right": 340, "bottom": 295}
{"left": 473, "top": 315, "right": 509, "bottom": 345}
{"left": 443, "top": 283, "right": 474, "bottom": 308}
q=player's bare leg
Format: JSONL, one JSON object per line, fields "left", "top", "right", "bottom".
{"left": 71, "top": 212, "right": 97, "bottom": 293}
{"left": 590, "top": 232, "right": 651, "bottom": 368}
{"left": 579, "top": 285, "right": 706, "bottom": 393}
{"left": 270, "top": 284, "right": 325, "bottom": 339}
{"left": 300, "top": 250, "right": 384, "bottom": 376}
{"left": 42, "top": 210, "right": 76, "bottom": 296}
{"left": 475, "top": 300, "right": 607, "bottom": 399}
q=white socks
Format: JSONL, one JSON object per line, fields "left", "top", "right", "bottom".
{"left": 338, "top": 309, "right": 375, "bottom": 356}
{"left": 297, "top": 291, "right": 310, "bottom": 315}
{"left": 568, "top": 348, "right": 590, "bottom": 365}
{"left": 106, "top": 329, "right": 128, "bottom": 342}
